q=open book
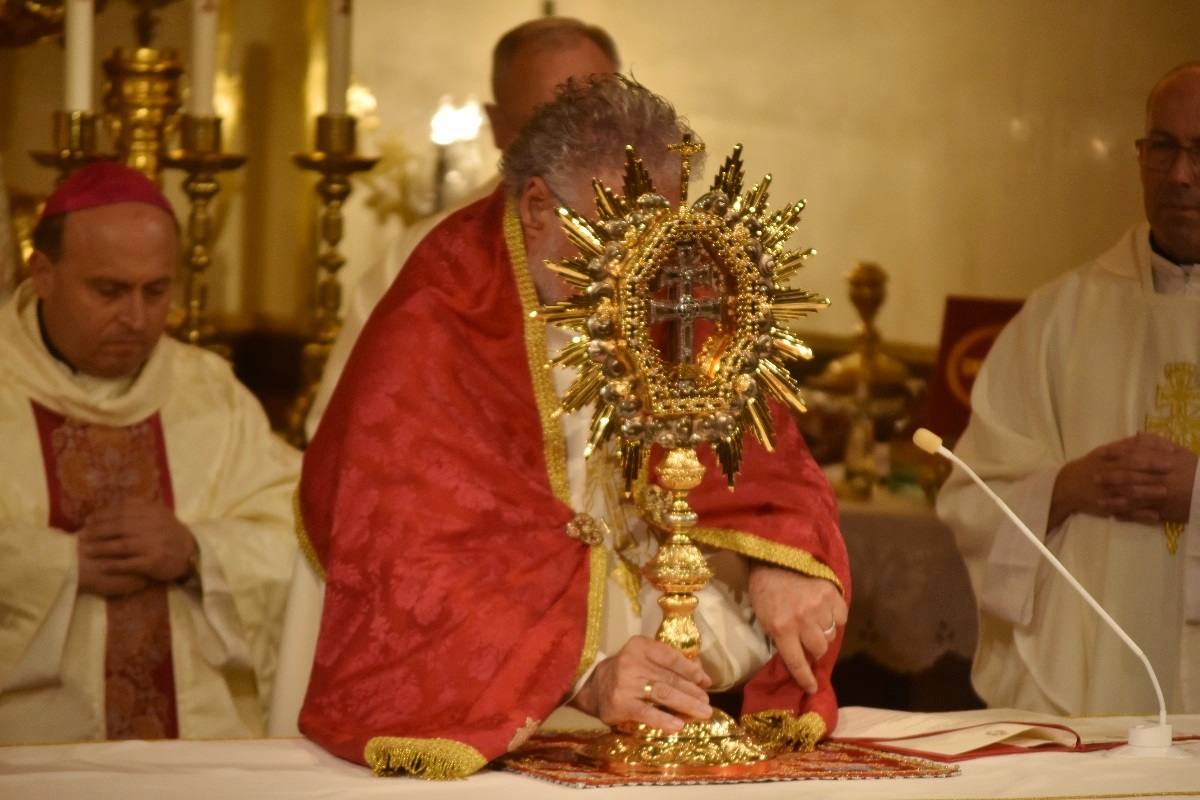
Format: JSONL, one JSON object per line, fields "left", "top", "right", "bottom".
{"left": 830, "top": 706, "right": 1200, "bottom": 761}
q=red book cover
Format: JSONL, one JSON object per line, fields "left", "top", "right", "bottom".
{"left": 926, "top": 295, "right": 1023, "bottom": 443}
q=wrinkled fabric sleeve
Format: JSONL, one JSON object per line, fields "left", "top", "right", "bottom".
{"left": 0, "top": 520, "right": 77, "bottom": 691}
{"left": 175, "top": 373, "right": 300, "bottom": 716}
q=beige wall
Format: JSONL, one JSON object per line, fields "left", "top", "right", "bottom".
{"left": 353, "top": 0, "right": 1197, "bottom": 346}
{"left": 3, "top": 1, "right": 1196, "bottom": 345}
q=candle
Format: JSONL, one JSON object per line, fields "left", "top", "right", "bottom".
{"left": 326, "top": 0, "right": 351, "bottom": 114}
{"left": 63, "top": 0, "right": 94, "bottom": 112}
{"left": 189, "top": 0, "right": 218, "bottom": 117}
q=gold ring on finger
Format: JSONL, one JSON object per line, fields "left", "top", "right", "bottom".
{"left": 642, "top": 681, "right": 654, "bottom": 701}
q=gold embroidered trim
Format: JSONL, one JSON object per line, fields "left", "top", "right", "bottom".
{"left": 504, "top": 197, "right": 571, "bottom": 506}
{"left": 740, "top": 709, "right": 826, "bottom": 753}
{"left": 689, "top": 526, "right": 843, "bottom": 593}
{"left": 363, "top": 736, "right": 487, "bottom": 779}
{"left": 292, "top": 489, "right": 326, "bottom": 581}
{"left": 574, "top": 544, "right": 607, "bottom": 683}
{"left": 1144, "top": 361, "right": 1200, "bottom": 555}
{"left": 502, "top": 199, "right": 605, "bottom": 685}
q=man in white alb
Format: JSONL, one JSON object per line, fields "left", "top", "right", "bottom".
{"left": 938, "top": 62, "right": 1200, "bottom": 716}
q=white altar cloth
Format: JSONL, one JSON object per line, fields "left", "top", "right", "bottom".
{"left": 2, "top": 711, "right": 1198, "bottom": 799}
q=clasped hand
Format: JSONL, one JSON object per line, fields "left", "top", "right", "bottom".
{"left": 76, "top": 498, "right": 196, "bottom": 597}
{"left": 1050, "top": 432, "right": 1196, "bottom": 529}
{"left": 571, "top": 563, "right": 846, "bottom": 730}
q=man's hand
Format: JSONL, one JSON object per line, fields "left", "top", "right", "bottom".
{"left": 748, "top": 563, "right": 847, "bottom": 696}
{"left": 570, "top": 635, "right": 713, "bottom": 733}
{"left": 76, "top": 498, "right": 197, "bottom": 595}
{"left": 1049, "top": 433, "right": 1196, "bottom": 530}
{"left": 76, "top": 555, "right": 150, "bottom": 597}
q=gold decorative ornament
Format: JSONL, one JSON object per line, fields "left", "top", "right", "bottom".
{"left": 1144, "top": 361, "right": 1200, "bottom": 554}
{"left": 285, "top": 113, "right": 380, "bottom": 447}
{"left": 806, "top": 261, "right": 917, "bottom": 499}
{"left": 161, "top": 115, "right": 246, "bottom": 354}
{"left": 538, "top": 139, "right": 826, "bottom": 773}
{"left": 539, "top": 141, "right": 826, "bottom": 490}
{"left": 102, "top": 45, "right": 184, "bottom": 181}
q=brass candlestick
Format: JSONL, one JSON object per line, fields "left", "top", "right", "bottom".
{"left": 285, "top": 113, "right": 379, "bottom": 447}
{"left": 30, "top": 110, "right": 111, "bottom": 180}
{"left": 102, "top": 46, "right": 183, "bottom": 181}
{"left": 161, "top": 115, "right": 246, "bottom": 353}
{"left": 807, "top": 261, "right": 915, "bottom": 498}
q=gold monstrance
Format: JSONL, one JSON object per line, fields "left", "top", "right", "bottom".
{"left": 538, "top": 139, "right": 827, "bottom": 773}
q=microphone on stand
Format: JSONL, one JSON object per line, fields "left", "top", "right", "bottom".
{"left": 913, "top": 428, "right": 1188, "bottom": 758}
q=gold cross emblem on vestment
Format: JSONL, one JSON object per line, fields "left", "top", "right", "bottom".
{"left": 1144, "top": 362, "right": 1200, "bottom": 554}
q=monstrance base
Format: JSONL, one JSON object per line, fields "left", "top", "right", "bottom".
{"left": 581, "top": 709, "right": 770, "bottom": 776}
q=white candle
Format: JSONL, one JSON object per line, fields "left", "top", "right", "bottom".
{"left": 189, "top": 0, "right": 218, "bottom": 117}
{"left": 326, "top": 0, "right": 351, "bottom": 114}
{"left": 63, "top": 0, "right": 94, "bottom": 112}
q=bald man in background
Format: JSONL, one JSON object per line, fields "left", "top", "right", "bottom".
{"left": 304, "top": 17, "right": 618, "bottom": 440}
{"left": 938, "top": 62, "right": 1200, "bottom": 716}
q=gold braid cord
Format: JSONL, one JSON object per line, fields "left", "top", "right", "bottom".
{"left": 739, "top": 710, "right": 827, "bottom": 754}
{"left": 689, "top": 526, "right": 843, "bottom": 593}
{"left": 505, "top": 198, "right": 572, "bottom": 505}
{"left": 364, "top": 736, "right": 487, "bottom": 779}
{"left": 574, "top": 544, "right": 608, "bottom": 682}
{"left": 505, "top": 199, "right": 608, "bottom": 685}
{"left": 291, "top": 489, "right": 326, "bottom": 581}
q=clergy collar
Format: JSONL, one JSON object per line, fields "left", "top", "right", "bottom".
{"left": 36, "top": 301, "right": 80, "bottom": 374}
{"left": 1149, "top": 233, "right": 1199, "bottom": 270}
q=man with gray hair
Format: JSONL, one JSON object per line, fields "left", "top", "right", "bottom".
{"left": 290, "top": 75, "right": 848, "bottom": 778}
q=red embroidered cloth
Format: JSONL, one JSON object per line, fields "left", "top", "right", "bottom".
{"left": 500, "top": 732, "right": 958, "bottom": 787}
{"left": 32, "top": 401, "right": 178, "bottom": 740}
{"left": 298, "top": 188, "right": 850, "bottom": 773}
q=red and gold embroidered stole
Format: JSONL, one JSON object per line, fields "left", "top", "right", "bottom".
{"left": 32, "top": 401, "right": 179, "bottom": 740}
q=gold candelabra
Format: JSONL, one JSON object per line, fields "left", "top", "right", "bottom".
{"left": 102, "top": 45, "right": 183, "bottom": 181}
{"left": 162, "top": 115, "right": 245, "bottom": 353}
{"left": 285, "top": 113, "right": 379, "bottom": 447}
{"left": 30, "top": 110, "right": 111, "bottom": 180}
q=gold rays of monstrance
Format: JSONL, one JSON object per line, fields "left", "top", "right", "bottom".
{"left": 536, "top": 137, "right": 828, "bottom": 774}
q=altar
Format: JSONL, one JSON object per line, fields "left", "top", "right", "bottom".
{"left": 2, "top": 712, "right": 1198, "bottom": 799}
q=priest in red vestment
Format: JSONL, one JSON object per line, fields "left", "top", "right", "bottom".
{"left": 298, "top": 76, "right": 850, "bottom": 778}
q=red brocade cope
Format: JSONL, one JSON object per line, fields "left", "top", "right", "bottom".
{"left": 31, "top": 401, "right": 179, "bottom": 740}
{"left": 298, "top": 188, "right": 851, "bottom": 777}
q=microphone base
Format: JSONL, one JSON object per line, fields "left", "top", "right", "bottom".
{"left": 1104, "top": 723, "right": 1192, "bottom": 759}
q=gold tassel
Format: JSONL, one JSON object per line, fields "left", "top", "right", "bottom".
{"left": 364, "top": 736, "right": 488, "bottom": 780}
{"left": 740, "top": 710, "right": 826, "bottom": 754}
